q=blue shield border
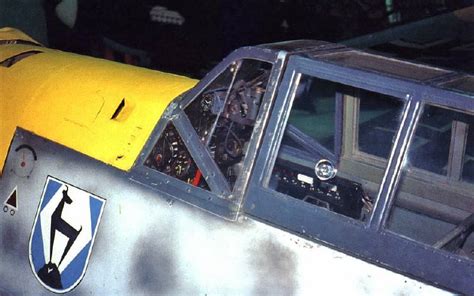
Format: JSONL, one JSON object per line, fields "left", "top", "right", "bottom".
{"left": 29, "top": 176, "right": 106, "bottom": 293}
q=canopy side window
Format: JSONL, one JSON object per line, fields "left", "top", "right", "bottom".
{"left": 354, "top": 90, "right": 404, "bottom": 160}
{"left": 340, "top": 89, "right": 405, "bottom": 203}
{"left": 144, "top": 59, "right": 272, "bottom": 193}
{"left": 184, "top": 59, "right": 272, "bottom": 190}
{"left": 282, "top": 75, "right": 338, "bottom": 157}
{"left": 387, "top": 105, "right": 474, "bottom": 261}
{"left": 266, "top": 73, "right": 405, "bottom": 221}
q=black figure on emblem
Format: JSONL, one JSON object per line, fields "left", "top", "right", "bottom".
{"left": 37, "top": 186, "right": 82, "bottom": 289}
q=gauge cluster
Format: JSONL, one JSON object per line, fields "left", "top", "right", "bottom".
{"left": 271, "top": 163, "right": 368, "bottom": 220}
{"left": 144, "top": 124, "right": 208, "bottom": 189}
{"left": 145, "top": 59, "right": 270, "bottom": 191}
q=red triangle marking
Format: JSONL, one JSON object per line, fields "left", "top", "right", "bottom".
{"left": 5, "top": 187, "right": 17, "bottom": 209}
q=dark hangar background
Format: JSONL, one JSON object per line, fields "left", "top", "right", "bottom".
{"left": 0, "top": 0, "right": 473, "bottom": 77}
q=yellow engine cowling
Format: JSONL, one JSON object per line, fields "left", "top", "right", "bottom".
{"left": 0, "top": 27, "right": 197, "bottom": 173}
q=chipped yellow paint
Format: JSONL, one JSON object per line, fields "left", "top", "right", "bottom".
{"left": 0, "top": 28, "right": 197, "bottom": 173}
{"left": 0, "top": 27, "right": 42, "bottom": 45}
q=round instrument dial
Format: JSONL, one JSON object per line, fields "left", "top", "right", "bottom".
{"left": 12, "top": 144, "right": 37, "bottom": 178}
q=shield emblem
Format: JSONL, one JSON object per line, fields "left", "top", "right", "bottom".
{"left": 29, "top": 176, "right": 106, "bottom": 293}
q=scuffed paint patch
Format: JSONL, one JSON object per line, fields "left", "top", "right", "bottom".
{"left": 0, "top": 287, "right": 15, "bottom": 296}
{"left": 251, "top": 237, "right": 297, "bottom": 295}
{"left": 131, "top": 235, "right": 177, "bottom": 295}
{"left": 1, "top": 221, "right": 27, "bottom": 258}
{"left": 358, "top": 277, "right": 371, "bottom": 295}
{"left": 289, "top": 237, "right": 315, "bottom": 249}
{"left": 184, "top": 200, "right": 248, "bottom": 232}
